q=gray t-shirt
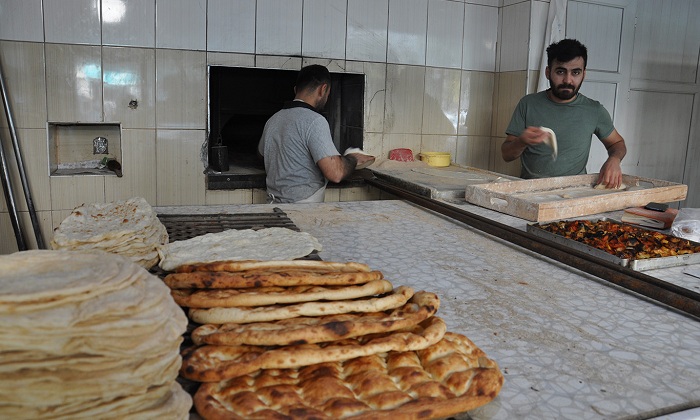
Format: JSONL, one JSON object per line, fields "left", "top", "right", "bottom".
{"left": 258, "top": 103, "right": 340, "bottom": 202}
{"left": 505, "top": 91, "right": 615, "bottom": 179}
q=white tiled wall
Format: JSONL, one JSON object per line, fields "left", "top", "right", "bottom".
{"left": 1, "top": 0, "right": 699, "bottom": 254}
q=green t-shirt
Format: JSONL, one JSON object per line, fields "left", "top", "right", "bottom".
{"left": 505, "top": 90, "right": 615, "bottom": 179}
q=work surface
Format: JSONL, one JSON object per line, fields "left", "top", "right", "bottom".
{"left": 156, "top": 200, "right": 700, "bottom": 420}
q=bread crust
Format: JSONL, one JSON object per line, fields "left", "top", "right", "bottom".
{"left": 164, "top": 270, "right": 383, "bottom": 289}
{"left": 175, "top": 260, "right": 371, "bottom": 274}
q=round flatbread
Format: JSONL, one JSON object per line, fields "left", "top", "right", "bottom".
{"left": 540, "top": 126, "right": 557, "bottom": 160}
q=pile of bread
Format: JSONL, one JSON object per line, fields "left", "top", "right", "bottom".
{"left": 0, "top": 250, "right": 191, "bottom": 419}
{"left": 165, "top": 259, "right": 504, "bottom": 419}
{"left": 51, "top": 197, "right": 168, "bottom": 269}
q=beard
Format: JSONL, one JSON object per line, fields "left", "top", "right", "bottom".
{"left": 549, "top": 80, "right": 580, "bottom": 100}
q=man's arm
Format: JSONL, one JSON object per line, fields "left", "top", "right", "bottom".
{"left": 501, "top": 127, "right": 548, "bottom": 162}
{"left": 317, "top": 153, "right": 375, "bottom": 183}
{"left": 596, "top": 129, "right": 627, "bottom": 188}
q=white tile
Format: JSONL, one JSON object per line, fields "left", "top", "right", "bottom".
{"left": 302, "top": 0, "right": 347, "bottom": 59}
{"left": 458, "top": 70, "right": 494, "bottom": 136}
{"left": 462, "top": 3, "right": 498, "bottom": 71}
{"left": 103, "top": 47, "right": 156, "bottom": 129}
{"left": 45, "top": 44, "right": 103, "bottom": 123}
{"left": 361, "top": 132, "right": 383, "bottom": 159}
{"left": 345, "top": 61, "right": 386, "bottom": 134}
{"left": 381, "top": 133, "right": 421, "bottom": 160}
{"left": 155, "top": 49, "right": 207, "bottom": 129}
{"left": 105, "top": 129, "right": 157, "bottom": 203}
{"left": 384, "top": 64, "right": 425, "bottom": 134}
{"left": 466, "top": 0, "right": 499, "bottom": 6}
{"left": 422, "top": 67, "right": 460, "bottom": 135}
{"left": 0, "top": 210, "right": 52, "bottom": 253}
{"left": 102, "top": 0, "right": 156, "bottom": 47}
{"left": 0, "top": 41, "right": 47, "bottom": 129}
{"left": 0, "top": 129, "right": 51, "bottom": 213}
{"left": 252, "top": 189, "right": 269, "bottom": 204}
{"left": 420, "top": 134, "right": 457, "bottom": 158}
{"left": 44, "top": 0, "right": 101, "bottom": 45}
{"left": 455, "top": 135, "right": 491, "bottom": 168}
{"left": 631, "top": 0, "right": 700, "bottom": 83}
{"left": 567, "top": 1, "right": 624, "bottom": 73}
{"left": 0, "top": 0, "right": 43, "bottom": 42}
{"left": 492, "top": 71, "right": 527, "bottom": 138}
{"left": 256, "top": 0, "right": 303, "bottom": 55}
{"left": 323, "top": 188, "right": 340, "bottom": 202}
{"left": 207, "top": 0, "right": 256, "bottom": 53}
{"left": 255, "top": 56, "right": 303, "bottom": 70}
{"left": 387, "top": 0, "right": 428, "bottom": 65}
{"left": 155, "top": 129, "right": 206, "bottom": 206}
{"left": 156, "top": 0, "right": 206, "bottom": 50}
{"left": 528, "top": 0, "right": 548, "bottom": 71}
{"left": 346, "top": 0, "right": 388, "bottom": 62}
{"left": 302, "top": 58, "right": 346, "bottom": 74}
{"left": 426, "top": 0, "right": 464, "bottom": 69}
{"left": 205, "top": 189, "right": 254, "bottom": 205}
{"left": 50, "top": 175, "right": 106, "bottom": 211}
{"left": 498, "top": 2, "right": 530, "bottom": 72}
{"left": 207, "top": 52, "right": 256, "bottom": 67}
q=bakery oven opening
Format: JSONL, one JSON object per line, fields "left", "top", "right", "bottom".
{"left": 207, "top": 66, "right": 365, "bottom": 189}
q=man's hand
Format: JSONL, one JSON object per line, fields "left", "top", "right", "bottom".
{"left": 596, "top": 156, "right": 623, "bottom": 189}
{"left": 347, "top": 152, "right": 375, "bottom": 169}
{"left": 502, "top": 127, "right": 549, "bottom": 162}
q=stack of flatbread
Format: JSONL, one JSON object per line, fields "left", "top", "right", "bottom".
{"left": 163, "top": 259, "right": 503, "bottom": 419}
{"left": 0, "top": 250, "right": 191, "bottom": 419}
{"left": 51, "top": 197, "right": 168, "bottom": 269}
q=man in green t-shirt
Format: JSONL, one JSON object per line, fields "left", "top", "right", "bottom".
{"left": 502, "top": 39, "right": 627, "bottom": 188}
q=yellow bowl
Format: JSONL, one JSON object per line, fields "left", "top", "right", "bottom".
{"left": 419, "top": 152, "right": 451, "bottom": 167}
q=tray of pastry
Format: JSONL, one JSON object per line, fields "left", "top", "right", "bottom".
{"left": 527, "top": 218, "right": 700, "bottom": 271}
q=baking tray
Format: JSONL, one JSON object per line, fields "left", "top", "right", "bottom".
{"left": 527, "top": 219, "right": 700, "bottom": 271}
{"left": 465, "top": 174, "right": 688, "bottom": 222}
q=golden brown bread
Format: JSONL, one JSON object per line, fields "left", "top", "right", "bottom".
{"left": 190, "top": 291, "right": 439, "bottom": 346}
{"left": 193, "top": 331, "right": 504, "bottom": 419}
{"left": 180, "top": 316, "right": 446, "bottom": 382}
{"left": 187, "top": 286, "right": 414, "bottom": 324}
{"left": 164, "top": 270, "right": 383, "bottom": 290}
{"left": 174, "top": 259, "right": 371, "bottom": 273}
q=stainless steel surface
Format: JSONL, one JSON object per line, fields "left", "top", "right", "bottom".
{"left": 0, "top": 54, "right": 44, "bottom": 249}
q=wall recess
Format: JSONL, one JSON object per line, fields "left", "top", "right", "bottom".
{"left": 48, "top": 123, "right": 122, "bottom": 176}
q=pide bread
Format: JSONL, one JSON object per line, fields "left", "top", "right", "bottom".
{"left": 187, "top": 286, "right": 414, "bottom": 324}
{"left": 190, "top": 291, "right": 439, "bottom": 346}
{"left": 180, "top": 316, "right": 447, "bottom": 382}
{"left": 164, "top": 269, "right": 383, "bottom": 289}
{"left": 193, "top": 331, "right": 503, "bottom": 419}
{"left": 172, "top": 279, "right": 393, "bottom": 308}
{"left": 174, "top": 259, "right": 371, "bottom": 273}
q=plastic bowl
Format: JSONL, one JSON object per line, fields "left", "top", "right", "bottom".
{"left": 419, "top": 152, "right": 451, "bottom": 167}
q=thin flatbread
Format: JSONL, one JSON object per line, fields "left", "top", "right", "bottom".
{"left": 174, "top": 259, "right": 371, "bottom": 274}
{"left": 180, "top": 316, "right": 446, "bottom": 382}
{"left": 188, "top": 286, "right": 414, "bottom": 324}
{"left": 157, "top": 228, "right": 323, "bottom": 272}
{"left": 164, "top": 269, "right": 383, "bottom": 290}
{"left": 193, "top": 331, "right": 503, "bottom": 419}
{"left": 541, "top": 126, "right": 557, "bottom": 160}
{"left": 191, "top": 291, "right": 439, "bottom": 346}
{"left": 172, "top": 279, "right": 393, "bottom": 308}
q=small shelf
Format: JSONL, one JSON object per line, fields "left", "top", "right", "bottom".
{"left": 48, "top": 122, "right": 122, "bottom": 176}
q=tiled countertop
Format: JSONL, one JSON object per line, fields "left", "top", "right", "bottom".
{"left": 157, "top": 200, "right": 700, "bottom": 420}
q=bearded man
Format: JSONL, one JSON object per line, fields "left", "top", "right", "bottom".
{"left": 501, "top": 39, "right": 627, "bottom": 188}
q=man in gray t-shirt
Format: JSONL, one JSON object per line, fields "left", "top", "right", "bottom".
{"left": 258, "top": 65, "right": 374, "bottom": 203}
{"left": 502, "top": 39, "right": 627, "bottom": 189}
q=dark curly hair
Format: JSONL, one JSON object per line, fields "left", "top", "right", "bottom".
{"left": 546, "top": 39, "right": 588, "bottom": 68}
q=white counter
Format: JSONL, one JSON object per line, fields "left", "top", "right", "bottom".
{"left": 157, "top": 200, "right": 700, "bottom": 420}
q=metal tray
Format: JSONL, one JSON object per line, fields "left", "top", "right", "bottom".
{"left": 527, "top": 219, "right": 700, "bottom": 271}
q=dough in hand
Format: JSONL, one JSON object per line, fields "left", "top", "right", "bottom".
{"left": 540, "top": 127, "right": 557, "bottom": 160}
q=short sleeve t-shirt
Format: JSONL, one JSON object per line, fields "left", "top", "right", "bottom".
{"left": 505, "top": 91, "right": 615, "bottom": 179}
{"left": 258, "top": 102, "right": 340, "bottom": 202}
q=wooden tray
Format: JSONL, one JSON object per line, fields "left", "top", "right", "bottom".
{"left": 464, "top": 174, "right": 687, "bottom": 222}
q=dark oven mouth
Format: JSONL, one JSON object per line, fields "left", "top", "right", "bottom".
{"left": 206, "top": 66, "right": 365, "bottom": 190}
